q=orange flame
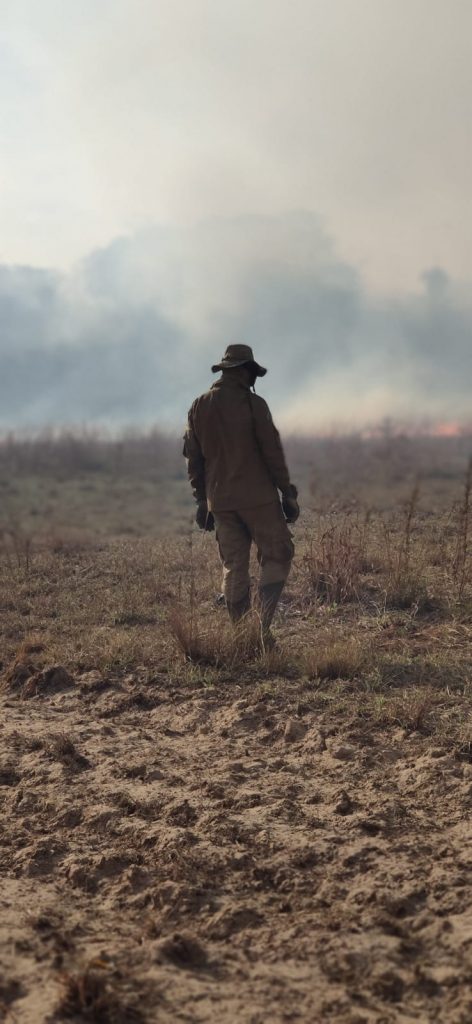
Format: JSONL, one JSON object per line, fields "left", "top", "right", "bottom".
{"left": 434, "top": 421, "right": 462, "bottom": 437}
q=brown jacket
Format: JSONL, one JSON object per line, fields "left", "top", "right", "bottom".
{"left": 184, "top": 373, "right": 291, "bottom": 512}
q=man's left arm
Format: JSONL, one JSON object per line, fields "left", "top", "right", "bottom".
{"left": 252, "top": 397, "right": 300, "bottom": 521}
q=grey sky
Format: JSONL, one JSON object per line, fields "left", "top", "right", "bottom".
{"left": 0, "top": 1, "right": 471, "bottom": 430}
{"left": 2, "top": 0, "right": 471, "bottom": 291}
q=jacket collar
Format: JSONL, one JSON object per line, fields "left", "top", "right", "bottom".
{"left": 211, "top": 374, "right": 250, "bottom": 392}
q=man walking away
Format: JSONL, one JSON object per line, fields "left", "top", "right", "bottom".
{"left": 183, "top": 344, "right": 299, "bottom": 642}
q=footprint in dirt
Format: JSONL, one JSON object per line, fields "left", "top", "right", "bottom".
{"left": 154, "top": 932, "right": 209, "bottom": 969}
{"left": 15, "top": 841, "right": 68, "bottom": 878}
{"left": 206, "top": 905, "right": 263, "bottom": 941}
{"left": 165, "top": 800, "right": 198, "bottom": 827}
{"left": 0, "top": 765, "right": 21, "bottom": 787}
{"left": 0, "top": 979, "right": 24, "bottom": 1018}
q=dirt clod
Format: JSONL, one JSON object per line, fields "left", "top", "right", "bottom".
{"left": 21, "top": 665, "right": 75, "bottom": 699}
{"left": 333, "top": 789, "right": 354, "bottom": 815}
{"left": 283, "top": 718, "right": 307, "bottom": 742}
{"left": 330, "top": 744, "right": 357, "bottom": 761}
{"left": 155, "top": 932, "right": 208, "bottom": 968}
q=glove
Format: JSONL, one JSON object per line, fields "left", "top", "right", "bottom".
{"left": 195, "top": 500, "right": 215, "bottom": 531}
{"left": 281, "top": 484, "right": 300, "bottom": 524}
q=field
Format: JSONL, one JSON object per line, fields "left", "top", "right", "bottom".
{"left": 1, "top": 432, "right": 471, "bottom": 1023}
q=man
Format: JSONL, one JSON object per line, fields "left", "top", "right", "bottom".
{"left": 183, "top": 344, "right": 299, "bottom": 639}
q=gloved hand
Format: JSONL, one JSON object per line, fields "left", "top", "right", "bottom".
{"left": 195, "top": 500, "right": 215, "bottom": 531}
{"left": 281, "top": 484, "right": 300, "bottom": 524}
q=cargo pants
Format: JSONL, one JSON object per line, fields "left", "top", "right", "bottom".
{"left": 213, "top": 501, "right": 294, "bottom": 606}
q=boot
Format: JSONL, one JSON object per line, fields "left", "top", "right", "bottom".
{"left": 258, "top": 581, "right": 285, "bottom": 633}
{"left": 226, "top": 590, "right": 251, "bottom": 623}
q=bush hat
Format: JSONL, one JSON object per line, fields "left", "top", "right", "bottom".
{"left": 211, "top": 344, "right": 267, "bottom": 377}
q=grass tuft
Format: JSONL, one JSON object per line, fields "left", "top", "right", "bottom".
{"left": 168, "top": 604, "right": 265, "bottom": 669}
{"left": 55, "top": 968, "right": 144, "bottom": 1023}
{"left": 302, "top": 638, "right": 369, "bottom": 681}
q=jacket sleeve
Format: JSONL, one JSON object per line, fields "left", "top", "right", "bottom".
{"left": 183, "top": 403, "right": 206, "bottom": 503}
{"left": 252, "top": 396, "right": 291, "bottom": 494}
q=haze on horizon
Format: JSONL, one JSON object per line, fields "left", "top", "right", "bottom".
{"left": 1, "top": 0, "right": 471, "bottom": 432}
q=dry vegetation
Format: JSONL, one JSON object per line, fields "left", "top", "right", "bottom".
{"left": 0, "top": 432, "right": 471, "bottom": 1023}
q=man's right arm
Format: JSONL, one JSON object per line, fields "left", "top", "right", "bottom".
{"left": 183, "top": 403, "right": 206, "bottom": 502}
{"left": 183, "top": 404, "right": 214, "bottom": 530}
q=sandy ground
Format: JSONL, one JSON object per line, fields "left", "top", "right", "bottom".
{"left": 1, "top": 662, "right": 472, "bottom": 1024}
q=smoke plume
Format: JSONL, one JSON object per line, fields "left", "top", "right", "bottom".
{"left": 1, "top": 214, "right": 471, "bottom": 431}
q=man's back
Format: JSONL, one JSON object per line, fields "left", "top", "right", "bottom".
{"left": 187, "top": 372, "right": 290, "bottom": 512}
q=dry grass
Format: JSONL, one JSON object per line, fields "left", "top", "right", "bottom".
{"left": 0, "top": 523, "right": 33, "bottom": 574}
{"left": 168, "top": 604, "right": 269, "bottom": 668}
{"left": 0, "top": 441, "right": 471, "bottom": 747}
{"left": 367, "top": 685, "right": 471, "bottom": 744}
{"left": 302, "top": 510, "right": 373, "bottom": 604}
{"left": 452, "top": 456, "right": 472, "bottom": 599}
{"left": 55, "top": 967, "right": 145, "bottom": 1023}
{"left": 301, "top": 637, "right": 370, "bottom": 681}
{"left": 1, "top": 430, "right": 471, "bottom": 543}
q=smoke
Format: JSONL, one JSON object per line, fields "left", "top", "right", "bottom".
{"left": 1, "top": 213, "right": 471, "bottom": 431}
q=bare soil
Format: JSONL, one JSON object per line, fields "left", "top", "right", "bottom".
{"left": 1, "top": 655, "right": 471, "bottom": 1023}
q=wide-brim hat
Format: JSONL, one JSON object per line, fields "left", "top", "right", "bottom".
{"left": 211, "top": 343, "right": 267, "bottom": 377}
